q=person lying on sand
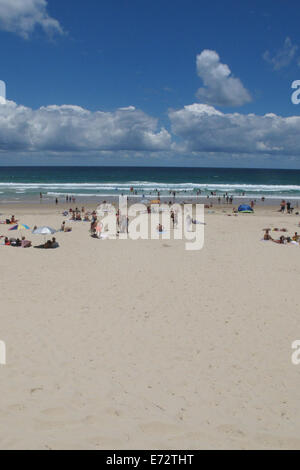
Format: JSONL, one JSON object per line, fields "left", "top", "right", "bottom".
{"left": 272, "top": 235, "right": 286, "bottom": 244}
{"left": 35, "top": 238, "right": 59, "bottom": 249}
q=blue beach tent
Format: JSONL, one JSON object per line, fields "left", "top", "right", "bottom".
{"left": 238, "top": 204, "right": 253, "bottom": 213}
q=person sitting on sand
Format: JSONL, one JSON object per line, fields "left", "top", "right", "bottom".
{"left": 61, "top": 221, "right": 72, "bottom": 232}
{"left": 263, "top": 229, "right": 272, "bottom": 241}
{"left": 42, "top": 238, "right": 59, "bottom": 249}
{"left": 11, "top": 238, "right": 21, "bottom": 247}
{"left": 4, "top": 237, "right": 10, "bottom": 246}
{"left": 21, "top": 236, "right": 31, "bottom": 248}
{"left": 157, "top": 224, "right": 164, "bottom": 233}
{"left": 51, "top": 237, "right": 59, "bottom": 248}
{"left": 44, "top": 239, "right": 52, "bottom": 248}
{"left": 292, "top": 232, "right": 299, "bottom": 241}
{"left": 10, "top": 215, "right": 16, "bottom": 224}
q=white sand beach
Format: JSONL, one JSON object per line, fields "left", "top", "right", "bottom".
{"left": 0, "top": 203, "right": 300, "bottom": 449}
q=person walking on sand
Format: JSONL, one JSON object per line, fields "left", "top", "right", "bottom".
{"left": 171, "top": 210, "right": 175, "bottom": 228}
{"left": 280, "top": 200, "right": 286, "bottom": 213}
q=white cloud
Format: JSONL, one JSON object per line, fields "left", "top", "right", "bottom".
{"left": 0, "top": 0, "right": 63, "bottom": 38}
{"left": 2, "top": 99, "right": 300, "bottom": 164}
{"left": 169, "top": 103, "right": 300, "bottom": 157}
{"left": 195, "top": 50, "right": 251, "bottom": 107}
{"left": 0, "top": 101, "right": 171, "bottom": 153}
{"left": 263, "top": 37, "right": 298, "bottom": 70}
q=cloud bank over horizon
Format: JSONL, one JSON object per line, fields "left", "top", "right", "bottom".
{"left": 1, "top": 99, "right": 300, "bottom": 165}
{"left": 169, "top": 103, "right": 300, "bottom": 157}
{"left": 0, "top": 0, "right": 63, "bottom": 38}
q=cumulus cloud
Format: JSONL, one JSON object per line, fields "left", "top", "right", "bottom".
{"left": 0, "top": 0, "right": 63, "bottom": 38}
{"left": 0, "top": 101, "right": 171, "bottom": 153}
{"left": 2, "top": 98, "right": 300, "bottom": 163}
{"left": 263, "top": 37, "right": 298, "bottom": 70}
{"left": 169, "top": 103, "right": 300, "bottom": 157}
{"left": 195, "top": 50, "right": 251, "bottom": 107}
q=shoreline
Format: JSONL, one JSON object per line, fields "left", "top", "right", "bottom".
{"left": 1, "top": 195, "right": 300, "bottom": 209}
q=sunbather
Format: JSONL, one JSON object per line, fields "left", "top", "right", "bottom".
{"left": 36, "top": 237, "right": 59, "bottom": 249}
{"left": 272, "top": 235, "right": 286, "bottom": 244}
{"left": 263, "top": 229, "right": 272, "bottom": 240}
{"left": 21, "top": 236, "right": 31, "bottom": 248}
{"left": 51, "top": 237, "right": 59, "bottom": 248}
{"left": 61, "top": 221, "right": 72, "bottom": 232}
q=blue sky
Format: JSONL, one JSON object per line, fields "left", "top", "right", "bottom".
{"left": 1, "top": 0, "right": 300, "bottom": 167}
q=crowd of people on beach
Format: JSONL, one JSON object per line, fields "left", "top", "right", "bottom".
{"left": 263, "top": 227, "right": 300, "bottom": 245}
{"left": 2, "top": 194, "right": 300, "bottom": 249}
{"left": 0, "top": 233, "right": 59, "bottom": 249}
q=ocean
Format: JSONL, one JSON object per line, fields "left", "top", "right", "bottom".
{"left": 0, "top": 166, "right": 300, "bottom": 203}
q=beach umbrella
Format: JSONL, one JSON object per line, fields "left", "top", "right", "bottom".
{"left": 32, "top": 226, "right": 56, "bottom": 235}
{"left": 32, "top": 226, "right": 57, "bottom": 244}
{"left": 9, "top": 224, "right": 30, "bottom": 231}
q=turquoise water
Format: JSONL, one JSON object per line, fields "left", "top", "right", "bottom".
{"left": 0, "top": 166, "right": 300, "bottom": 201}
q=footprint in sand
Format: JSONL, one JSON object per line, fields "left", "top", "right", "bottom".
{"left": 217, "top": 424, "right": 246, "bottom": 438}
{"left": 139, "top": 421, "right": 181, "bottom": 435}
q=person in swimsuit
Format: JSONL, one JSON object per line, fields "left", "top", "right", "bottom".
{"left": 272, "top": 235, "right": 286, "bottom": 244}
{"left": 263, "top": 229, "right": 272, "bottom": 241}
